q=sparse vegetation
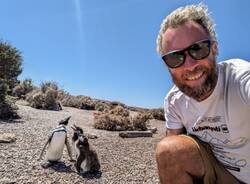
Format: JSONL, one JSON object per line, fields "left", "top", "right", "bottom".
{"left": 12, "top": 78, "right": 34, "bottom": 99}
{"left": 26, "top": 81, "right": 61, "bottom": 111}
{"left": 130, "top": 112, "right": 151, "bottom": 131}
{"left": 94, "top": 101, "right": 112, "bottom": 112}
{"left": 147, "top": 108, "right": 165, "bottom": 121}
{"left": 93, "top": 106, "right": 151, "bottom": 131}
{"left": 109, "top": 105, "right": 129, "bottom": 117}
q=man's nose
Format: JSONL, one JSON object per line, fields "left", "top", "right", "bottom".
{"left": 183, "top": 52, "right": 198, "bottom": 68}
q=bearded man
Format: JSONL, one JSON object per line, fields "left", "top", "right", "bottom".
{"left": 155, "top": 3, "right": 250, "bottom": 184}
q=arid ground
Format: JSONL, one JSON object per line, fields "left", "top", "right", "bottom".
{"left": 0, "top": 103, "right": 165, "bottom": 184}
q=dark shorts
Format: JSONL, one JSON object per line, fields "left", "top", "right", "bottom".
{"left": 181, "top": 135, "right": 245, "bottom": 184}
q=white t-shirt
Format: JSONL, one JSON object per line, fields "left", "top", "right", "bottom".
{"left": 164, "top": 59, "right": 250, "bottom": 183}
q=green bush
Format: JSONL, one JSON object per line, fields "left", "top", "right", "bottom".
{"left": 0, "top": 79, "right": 19, "bottom": 119}
{"left": 0, "top": 41, "right": 22, "bottom": 93}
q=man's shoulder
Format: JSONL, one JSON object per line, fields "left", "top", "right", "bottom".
{"left": 164, "top": 86, "right": 187, "bottom": 105}
{"left": 218, "top": 58, "right": 250, "bottom": 79}
{"left": 218, "top": 58, "right": 250, "bottom": 69}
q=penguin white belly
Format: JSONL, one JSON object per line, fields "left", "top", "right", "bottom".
{"left": 74, "top": 144, "right": 80, "bottom": 158}
{"left": 45, "top": 132, "right": 66, "bottom": 161}
{"left": 80, "top": 159, "right": 89, "bottom": 172}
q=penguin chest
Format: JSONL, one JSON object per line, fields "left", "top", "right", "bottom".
{"left": 45, "top": 132, "right": 66, "bottom": 161}
{"left": 80, "top": 158, "right": 89, "bottom": 172}
{"left": 74, "top": 143, "right": 80, "bottom": 158}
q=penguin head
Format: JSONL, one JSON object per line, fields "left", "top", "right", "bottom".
{"left": 71, "top": 124, "right": 84, "bottom": 142}
{"left": 77, "top": 135, "right": 89, "bottom": 149}
{"left": 59, "top": 116, "right": 71, "bottom": 125}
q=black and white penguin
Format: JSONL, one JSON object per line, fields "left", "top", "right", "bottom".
{"left": 71, "top": 124, "right": 100, "bottom": 173}
{"left": 39, "top": 116, "right": 74, "bottom": 168}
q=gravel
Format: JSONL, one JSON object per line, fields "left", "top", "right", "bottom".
{"left": 0, "top": 104, "right": 166, "bottom": 184}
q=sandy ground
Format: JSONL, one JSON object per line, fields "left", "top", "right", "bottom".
{"left": 0, "top": 104, "right": 166, "bottom": 184}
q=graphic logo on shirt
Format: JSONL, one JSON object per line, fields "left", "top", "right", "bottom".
{"left": 192, "top": 124, "right": 229, "bottom": 133}
{"left": 192, "top": 116, "right": 229, "bottom": 133}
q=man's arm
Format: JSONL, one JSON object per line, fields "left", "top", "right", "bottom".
{"left": 166, "top": 127, "right": 186, "bottom": 136}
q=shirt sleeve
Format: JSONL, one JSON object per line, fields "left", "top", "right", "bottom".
{"left": 236, "top": 59, "right": 250, "bottom": 105}
{"left": 164, "top": 93, "right": 184, "bottom": 129}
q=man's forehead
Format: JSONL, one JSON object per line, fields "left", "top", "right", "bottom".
{"left": 162, "top": 21, "right": 208, "bottom": 53}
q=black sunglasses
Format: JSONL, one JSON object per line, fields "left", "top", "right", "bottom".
{"left": 162, "top": 39, "right": 211, "bottom": 69}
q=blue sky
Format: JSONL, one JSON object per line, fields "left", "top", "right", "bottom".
{"left": 1, "top": 0, "right": 250, "bottom": 108}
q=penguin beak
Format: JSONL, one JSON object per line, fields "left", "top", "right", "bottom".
{"left": 71, "top": 125, "right": 76, "bottom": 131}
{"left": 59, "top": 116, "right": 71, "bottom": 125}
{"left": 64, "top": 116, "right": 71, "bottom": 125}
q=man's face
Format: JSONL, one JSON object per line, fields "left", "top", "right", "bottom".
{"left": 161, "top": 21, "right": 218, "bottom": 101}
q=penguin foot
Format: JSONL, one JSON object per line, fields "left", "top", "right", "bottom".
{"left": 41, "top": 161, "right": 54, "bottom": 169}
{"left": 69, "top": 159, "right": 76, "bottom": 162}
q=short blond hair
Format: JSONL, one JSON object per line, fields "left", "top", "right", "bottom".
{"left": 156, "top": 3, "right": 217, "bottom": 55}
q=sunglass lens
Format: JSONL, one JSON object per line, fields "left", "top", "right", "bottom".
{"left": 189, "top": 40, "right": 210, "bottom": 60}
{"left": 163, "top": 52, "right": 185, "bottom": 68}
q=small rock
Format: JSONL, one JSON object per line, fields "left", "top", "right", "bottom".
{"left": 0, "top": 133, "right": 16, "bottom": 143}
{"left": 119, "top": 131, "right": 153, "bottom": 138}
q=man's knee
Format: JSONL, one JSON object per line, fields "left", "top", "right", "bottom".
{"left": 155, "top": 136, "right": 179, "bottom": 162}
{"left": 155, "top": 135, "right": 205, "bottom": 176}
{"left": 156, "top": 135, "right": 196, "bottom": 159}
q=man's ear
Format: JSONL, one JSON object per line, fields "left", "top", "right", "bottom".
{"left": 211, "top": 41, "right": 218, "bottom": 56}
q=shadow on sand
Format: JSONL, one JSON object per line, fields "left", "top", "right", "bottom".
{"left": 42, "top": 161, "right": 102, "bottom": 179}
{"left": 47, "top": 161, "right": 75, "bottom": 173}
{"left": 0, "top": 118, "right": 24, "bottom": 124}
{"left": 78, "top": 170, "right": 102, "bottom": 179}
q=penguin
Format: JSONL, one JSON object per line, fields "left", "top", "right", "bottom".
{"left": 71, "top": 124, "right": 100, "bottom": 173}
{"left": 39, "top": 116, "right": 74, "bottom": 168}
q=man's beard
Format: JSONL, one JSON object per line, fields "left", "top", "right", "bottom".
{"left": 171, "top": 61, "right": 218, "bottom": 101}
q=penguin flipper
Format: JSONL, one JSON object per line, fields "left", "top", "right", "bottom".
{"left": 65, "top": 136, "right": 74, "bottom": 161}
{"left": 39, "top": 135, "right": 52, "bottom": 160}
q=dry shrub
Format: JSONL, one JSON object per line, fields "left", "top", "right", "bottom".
{"left": 12, "top": 78, "right": 34, "bottom": 99}
{"left": 77, "top": 95, "right": 95, "bottom": 110}
{"left": 94, "top": 101, "right": 112, "bottom": 112}
{"left": 43, "top": 89, "right": 60, "bottom": 110}
{"left": 60, "top": 94, "right": 95, "bottom": 110}
{"left": 130, "top": 112, "right": 151, "bottom": 131}
{"left": 28, "top": 90, "right": 43, "bottom": 109}
{"left": 93, "top": 106, "right": 149, "bottom": 131}
{"left": 109, "top": 105, "right": 129, "bottom": 117}
{"left": 60, "top": 95, "right": 80, "bottom": 108}
{"left": 93, "top": 113, "right": 131, "bottom": 131}
{"left": 41, "top": 81, "right": 58, "bottom": 93}
{"left": 57, "top": 89, "right": 69, "bottom": 101}
{"left": 147, "top": 108, "right": 165, "bottom": 121}
{"left": 26, "top": 81, "right": 61, "bottom": 111}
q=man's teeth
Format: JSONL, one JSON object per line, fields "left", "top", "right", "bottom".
{"left": 187, "top": 72, "right": 203, "bottom": 80}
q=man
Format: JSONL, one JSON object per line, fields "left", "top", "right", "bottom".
{"left": 155, "top": 3, "right": 250, "bottom": 184}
